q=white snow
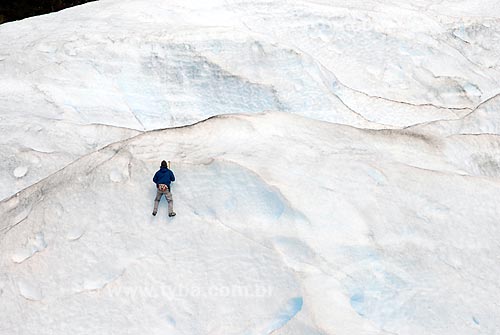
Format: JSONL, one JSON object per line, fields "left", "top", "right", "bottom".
{"left": 1, "top": 0, "right": 500, "bottom": 334}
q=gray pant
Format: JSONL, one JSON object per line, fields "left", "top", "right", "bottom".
{"left": 153, "top": 189, "right": 174, "bottom": 214}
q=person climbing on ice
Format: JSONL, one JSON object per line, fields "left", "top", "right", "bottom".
{"left": 152, "top": 160, "right": 176, "bottom": 217}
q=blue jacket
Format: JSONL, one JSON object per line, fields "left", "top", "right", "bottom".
{"left": 153, "top": 167, "right": 175, "bottom": 188}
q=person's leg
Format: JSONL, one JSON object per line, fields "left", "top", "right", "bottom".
{"left": 153, "top": 189, "right": 163, "bottom": 215}
{"left": 166, "top": 190, "right": 174, "bottom": 215}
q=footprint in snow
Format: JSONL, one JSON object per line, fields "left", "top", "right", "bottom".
{"left": 11, "top": 232, "right": 47, "bottom": 264}
{"left": 13, "top": 166, "right": 28, "bottom": 178}
{"left": 17, "top": 279, "right": 42, "bottom": 301}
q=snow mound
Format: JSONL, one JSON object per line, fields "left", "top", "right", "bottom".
{"left": 13, "top": 166, "right": 28, "bottom": 178}
{"left": 17, "top": 279, "right": 43, "bottom": 301}
{"left": 1, "top": 112, "right": 500, "bottom": 334}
